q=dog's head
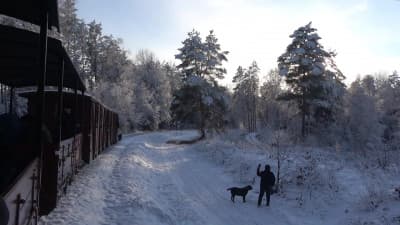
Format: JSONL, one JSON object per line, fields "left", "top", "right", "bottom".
{"left": 246, "top": 185, "right": 253, "bottom": 191}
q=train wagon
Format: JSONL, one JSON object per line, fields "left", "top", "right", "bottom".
{"left": 19, "top": 91, "right": 119, "bottom": 162}
{"left": 0, "top": 1, "right": 120, "bottom": 223}
{"left": 18, "top": 91, "right": 119, "bottom": 215}
{"left": 0, "top": 22, "right": 86, "bottom": 224}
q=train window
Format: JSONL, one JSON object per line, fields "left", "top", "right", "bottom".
{"left": 0, "top": 86, "right": 28, "bottom": 117}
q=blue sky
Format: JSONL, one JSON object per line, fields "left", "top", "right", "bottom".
{"left": 76, "top": 0, "right": 400, "bottom": 85}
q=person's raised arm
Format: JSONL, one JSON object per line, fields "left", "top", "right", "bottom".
{"left": 257, "top": 164, "right": 261, "bottom": 176}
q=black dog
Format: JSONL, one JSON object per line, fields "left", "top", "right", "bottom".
{"left": 227, "top": 185, "right": 252, "bottom": 203}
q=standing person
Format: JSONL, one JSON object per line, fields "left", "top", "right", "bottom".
{"left": 257, "top": 164, "right": 275, "bottom": 207}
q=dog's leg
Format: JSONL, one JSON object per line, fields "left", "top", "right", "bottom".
{"left": 243, "top": 195, "right": 246, "bottom": 203}
{"left": 231, "top": 194, "right": 234, "bottom": 202}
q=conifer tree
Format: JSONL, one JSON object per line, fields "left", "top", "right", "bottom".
{"left": 172, "top": 30, "right": 228, "bottom": 138}
{"left": 277, "top": 22, "right": 345, "bottom": 138}
{"left": 232, "top": 62, "right": 259, "bottom": 132}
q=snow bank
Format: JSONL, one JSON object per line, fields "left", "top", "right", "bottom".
{"left": 190, "top": 129, "right": 400, "bottom": 225}
{"left": 39, "top": 130, "right": 400, "bottom": 225}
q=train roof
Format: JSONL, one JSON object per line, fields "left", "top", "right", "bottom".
{"left": 0, "top": 24, "right": 85, "bottom": 91}
{"left": 0, "top": 0, "right": 59, "bottom": 30}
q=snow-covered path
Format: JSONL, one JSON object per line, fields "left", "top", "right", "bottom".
{"left": 39, "top": 131, "right": 313, "bottom": 225}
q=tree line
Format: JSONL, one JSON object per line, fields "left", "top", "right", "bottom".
{"left": 59, "top": 0, "right": 182, "bottom": 132}
{"left": 172, "top": 22, "right": 400, "bottom": 159}
{"left": 58, "top": 1, "right": 400, "bottom": 157}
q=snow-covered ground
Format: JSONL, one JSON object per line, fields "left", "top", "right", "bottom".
{"left": 40, "top": 130, "right": 400, "bottom": 225}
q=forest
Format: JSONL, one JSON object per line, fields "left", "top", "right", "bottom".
{"left": 1, "top": 1, "right": 399, "bottom": 224}
{"left": 1, "top": 0, "right": 399, "bottom": 163}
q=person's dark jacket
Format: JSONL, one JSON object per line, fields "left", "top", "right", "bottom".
{"left": 257, "top": 166, "right": 275, "bottom": 188}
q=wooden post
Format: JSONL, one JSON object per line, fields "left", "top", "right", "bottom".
{"left": 9, "top": 87, "right": 14, "bottom": 114}
{"left": 81, "top": 91, "right": 85, "bottom": 162}
{"left": 37, "top": 0, "right": 49, "bottom": 213}
{"left": 61, "top": 145, "right": 64, "bottom": 186}
{"left": 1, "top": 84, "right": 3, "bottom": 105}
{"left": 57, "top": 59, "right": 65, "bottom": 143}
{"left": 73, "top": 83, "right": 78, "bottom": 173}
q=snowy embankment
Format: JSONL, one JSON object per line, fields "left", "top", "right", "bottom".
{"left": 40, "top": 130, "right": 400, "bottom": 225}
{"left": 193, "top": 130, "right": 400, "bottom": 225}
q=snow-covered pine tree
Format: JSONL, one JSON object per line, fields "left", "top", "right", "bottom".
{"left": 86, "top": 21, "right": 103, "bottom": 88}
{"left": 232, "top": 66, "right": 247, "bottom": 129}
{"left": 389, "top": 70, "right": 400, "bottom": 87}
{"left": 378, "top": 71, "right": 400, "bottom": 152}
{"left": 204, "top": 30, "right": 229, "bottom": 86}
{"left": 59, "top": 0, "right": 78, "bottom": 50}
{"left": 59, "top": 1, "right": 180, "bottom": 132}
{"left": 277, "top": 22, "right": 345, "bottom": 138}
{"left": 232, "top": 62, "right": 259, "bottom": 132}
{"left": 97, "top": 35, "right": 129, "bottom": 83}
{"left": 361, "top": 75, "right": 377, "bottom": 97}
{"left": 172, "top": 30, "right": 228, "bottom": 138}
{"left": 347, "top": 78, "right": 383, "bottom": 154}
{"left": 134, "top": 50, "right": 173, "bottom": 129}
{"left": 175, "top": 30, "right": 205, "bottom": 82}
{"left": 246, "top": 62, "right": 260, "bottom": 132}
{"left": 59, "top": 0, "right": 89, "bottom": 79}
{"left": 164, "top": 62, "right": 183, "bottom": 94}
{"left": 259, "top": 68, "right": 283, "bottom": 129}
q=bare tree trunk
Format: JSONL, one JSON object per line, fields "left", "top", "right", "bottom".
{"left": 301, "top": 94, "right": 306, "bottom": 139}
{"left": 277, "top": 150, "right": 281, "bottom": 192}
{"left": 247, "top": 111, "right": 251, "bottom": 132}
{"left": 276, "top": 131, "right": 281, "bottom": 193}
{"left": 199, "top": 93, "right": 206, "bottom": 139}
{"left": 254, "top": 95, "right": 257, "bottom": 132}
